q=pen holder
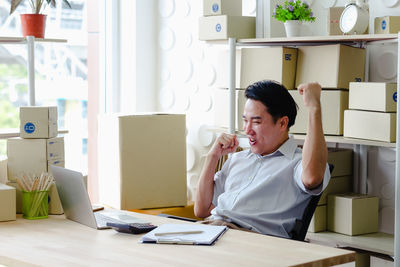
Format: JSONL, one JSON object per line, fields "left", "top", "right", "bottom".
{"left": 22, "top": 190, "right": 49, "bottom": 219}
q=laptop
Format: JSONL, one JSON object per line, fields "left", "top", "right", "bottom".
{"left": 51, "top": 165, "right": 150, "bottom": 229}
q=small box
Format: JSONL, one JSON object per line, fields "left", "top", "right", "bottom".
{"left": 327, "top": 193, "right": 379, "bottom": 235}
{"left": 0, "top": 184, "right": 16, "bottom": 221}
{"left": 7, "top": 137, "right": 65, "bottom": 181}
{"left": 6, "top": 181, "right": 22, "bottom": 213}
{"left": 308, "top": 205, "right": 326, "bottom": 233}
{"left": 213, "top": 88, "right": 246, "bottom": 131}
{"left": 344, "top": 110, "right": 396, "bottom": 142}
{"left": 290, "top": 90, "right": 348, "bottom": 135}
{"left": 319, "top": 175, "right": 353, "bottom": 205}
{"left": 20, "top": 106, "right": 58, "bottom": 138}
{"left": 203, "top": 0, "right": 242, "bottom": 16}
{"left": 240, "top": 47, "right": 298, "bottom": 90}
{"left": 98, "top": 114, "right": 187, "bottom": 210}
{"left": 349, "top": 82, "right": 397, "bottom": 112}
{"left": 296, "top": 44, "right": 365, "bottom": 89}
{"left": 327, "top": 148, "right": 353, "bottom": 177}
{"left": 375, "top": 16, "right": 400, "bottom": 34}
{"left": 328, "top": 7, "right": 345, "bottom": 35}
{"left": 199, "top": 15, "right": 255, "bottom": 41}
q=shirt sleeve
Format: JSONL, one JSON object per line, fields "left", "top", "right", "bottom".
{"left": 294, "top": 161, "right": 331, "bottom": 195}
{"left": 211, "top": 156, "right": 232, "bottom": 207}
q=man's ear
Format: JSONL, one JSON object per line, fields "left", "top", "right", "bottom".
{"left": 279, "top": 116, "right": 289, "bottom": 130}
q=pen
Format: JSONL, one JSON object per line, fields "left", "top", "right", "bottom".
{"left": 154, "top": 230, "right": 204, "bottom": 236}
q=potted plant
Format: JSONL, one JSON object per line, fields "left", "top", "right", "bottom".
{"left": 9, "top": 0, "right": 71, "bottom": 38}
{"left": 273, "top": 0, "right": 315, "bottom": 37}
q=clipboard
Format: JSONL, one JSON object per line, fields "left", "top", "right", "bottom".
{"left": 140, "top": 224, "right": 228, "bottom": 245}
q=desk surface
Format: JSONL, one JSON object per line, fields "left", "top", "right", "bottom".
{"left": 0, "top": 213, "right": 355, "bottom": 267}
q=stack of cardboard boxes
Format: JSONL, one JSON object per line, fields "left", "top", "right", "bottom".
{"left": 199, "top": 0, "right": 255, "bottom": 41}
{"left": 6, "top": 107, "right": 65, "bottom": 215}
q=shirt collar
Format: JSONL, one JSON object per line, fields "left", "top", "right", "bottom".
{"left": 255, "top": 136, "right": 297, "bottom": 160}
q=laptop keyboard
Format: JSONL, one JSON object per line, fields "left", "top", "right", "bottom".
{"left": 94, "top": 212, "right": 129, "bottom": 228}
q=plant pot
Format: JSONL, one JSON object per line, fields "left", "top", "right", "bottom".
{"left": 284, "top": 20, "right": 302, "bottom": 37}
{"left": 20, "top": 14, "right": 47, "bottom": 38}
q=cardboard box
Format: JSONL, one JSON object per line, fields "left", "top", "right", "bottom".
{"left": 328, "top": 7, "right": 345, "bottom": 35}
{"left": 308, "top": 205, "right": 326, "bottom": 233}
{"left": 7, "top": 137, "right": 65, "bottom": 181}
{"left": 319, "top": 175, "right": 353, "bottom": 205}
{"left": 213, "top": 88, "right": 246, "bottom": 131}
{"left": 349, "top": 82, "right": 397, "bottom": 112}
{"left": 327, "top": 148, "right": 353, "bottom": 177}
{"left": 203, "top": 0, "right": 242, "bottom": 16}
{"left": 296, "top": 44, "right": 365, "bottom": 89}
{"left": 199, "top": 15, "right": 255, "bottom": 41}
{"left": 215, "top": 48, "right": 241, "bottom": 88}
{"left": 6, "top": 181, "right": 21, "bottom": 213}
{"left": 0, "top": 156, "right": 7, "bottom": 184}
{"left": 290, "top": 90, "right": 348, "bottom": 135}
{"left": 327, "top": 193, "right": 379, "bottom": 235}
{"left": 375, "top": 16, "right": 400, "bottom": 34}
{"left": 48, "top": 183, "right": 63, "bottom": 215}
{"left": 98, "top": 114, "right": 187, "bottom": 210}
{"left": 20, "top": 106, "right": 58, "bottom": 138}
{"left": 0, "top": 184, "right": 16, "bottom": 221}
{"left": 344, "top": 110, "right": 396, "bottom": 142}
{"left": 240, "top": 47, "right": 297, "bottom": 90}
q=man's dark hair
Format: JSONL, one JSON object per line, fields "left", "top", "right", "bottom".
{"left": 245, "top": 80, "right": 298, "bottom": 128}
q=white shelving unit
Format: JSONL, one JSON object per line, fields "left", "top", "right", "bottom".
{"left": 225, "top": 33, "right": 399, "bottom": 265}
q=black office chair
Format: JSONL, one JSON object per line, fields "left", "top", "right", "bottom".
{"left": 289, "top": 164, "right": 334, "bottom": 241}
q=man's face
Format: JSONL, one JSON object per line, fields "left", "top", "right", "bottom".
{"left": 242, "top": 99, "right": 288, "bottom": 156}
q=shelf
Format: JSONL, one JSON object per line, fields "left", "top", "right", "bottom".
{"left": 293, "top": 134, "right": 396, "bottom": 148}
{"left": 306, "top": 231, "right": 394, "bottom": 256}
{"left": 0, "top": 128, "right": 69, "bottom": 139}
{"left": 0, "top": 37, "right": 67, "bottom": 44}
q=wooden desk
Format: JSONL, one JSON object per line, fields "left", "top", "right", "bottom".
{"left": 0, "top": 213, "right": 355, "bottom": 266}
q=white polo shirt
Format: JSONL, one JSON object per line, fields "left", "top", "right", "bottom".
{"left": 210, "top": 137, "right": 331, "bottom": 238}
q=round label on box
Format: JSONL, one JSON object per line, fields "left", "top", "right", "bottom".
{"left": 216, "top": 23, "right": 221, "bottom": 32}
{"left": 382, "top": 20, "right": 387, "bottom": 30}
{"left": 24, "top": 122, "right": 35, "bottom": 133}
{"left": 393, "top": 92, "right": 397, "bottom": 103}
{"left": 212, "top": 3, "right": 219, "bottom": 13}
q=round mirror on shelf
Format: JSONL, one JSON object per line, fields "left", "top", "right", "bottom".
{"left": 382, "top": 0, "right": 400, "bottom": 7}
{"left": 339, "top": 4, "right": 369, "bottom": 34}
{"left": 321, "top": 0, "right": 336, "bottom": 8}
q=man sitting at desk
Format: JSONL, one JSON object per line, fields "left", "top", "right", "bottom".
{"left": 194, "top": 80, "right": 331, "bottom": 238}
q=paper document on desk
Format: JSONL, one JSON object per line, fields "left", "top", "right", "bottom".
{"left": 140, "top": 224, "right": 228, "bottom": 245}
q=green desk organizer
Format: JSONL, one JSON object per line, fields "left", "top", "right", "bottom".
{"left": 22, "top": 190, "right": 49, "bottom": 219}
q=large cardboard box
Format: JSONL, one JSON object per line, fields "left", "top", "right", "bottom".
{"left": 328, "top": 7, "right": 345, "bottom": 35}
{"left": 203, "top": 0, "right": 242, "bottom": 16}
{"left": 290, "top": 90, "right": 348, "bottom": 135}
{"left": 213, "top": 88, "right": 246, "bottom": 131}
{"left": 327, "top": 193, "right": 379, "bottom": 235}
{"left": 20, "top": 106, "right": 58, "bottom": 138}
{"left": 0, "top": 184, "right": 16, "bottom": 221}
{"left": 7, "top": 137, "right": 65, "bottom": 181}
{"left": 308, "top": 205, "right": 326, "bottom": 233}
{"left": 199, "top": 15, "right": 255, "bottom": 41}
{"left": 344, "top": 110, "right": 396, "bottom": 142}
{"left": 327, "top": 148, "right": 353, "bottom": 177}
{"left": 319, "top": 175, "right": 353, "bottom": 205}
{"left": 296, "top": 44, "right": 365, "bottom": 89}
{"left": 349, "top": 82, "right": 397, "bottom": 112}
{"left": 240, "top": 47, "right": 298, "bottom": 90}
{"left": 98, "top": 114, "right": 187, "bottom": 210}
{"left": 375, "top": 16, "right": 400, "bottom": 34}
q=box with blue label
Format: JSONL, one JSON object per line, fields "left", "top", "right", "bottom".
{"left": 203, "top": 0, "right": 242, "bottom": 16}
{"left": 20, "top": 106, "right": 57, "bottom": 139}
{"left": 375, "top": 16, "right": 400, "bottom": 34}
{"left": 7, "top": 137, "right": 64, "bottom": 181}
{"left": 349, "top": 82, "right": 397, "bottom": 112}
{"left": 199, "top": 15, "right": 255, "bottom": 41}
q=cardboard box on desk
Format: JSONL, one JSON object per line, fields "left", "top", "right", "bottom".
{"left": 7, "top": 137, "right": 65, "bottom": 181}
{"left": 308, "top": 205, "right": 326, "bottom": 233}
{"left": 327, "top": 193, "right": 379, "bottom": 236}
{"left": 240, "top": 47, "right": 298, "bottom": 90}
{"left": 98, "top": 113, "right": 187, "bottom": 210}
{"left": 295, "top": 44, "right": 365, "bottom": 89}
{"left": 375, "top": 16, "right": 400, "bottom": 34}
{"left": 20, "top": 106, "right": 57, "bottom": 139}
{"left": 349, "top": 82, "right": 397, "bottom": 112}
{"left": 327, "top": 148, "right": 353, "bottom": 177}
{"left": 203, "top": 0, "right": 242, "bottom": 16}
{"left": 0, "top": 184, "right": 16, "bottom": 221}
{"left": 289, "top": 90, "right": 348, "bottom": 135}
{"left": 328, "top": 7, "right": 345, "bottom": 35}
{"left": 199, "top": 15, "right": 255, "bottom": 41}
{"left": 213, "top": 88, "right": 246, "bottom": 131}
{"left": 344, "top": 110, "right": 396, "bottom": 142}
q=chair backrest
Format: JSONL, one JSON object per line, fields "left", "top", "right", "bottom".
{"left": 289, "top": 164, "right": 334, "bottom": 241}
